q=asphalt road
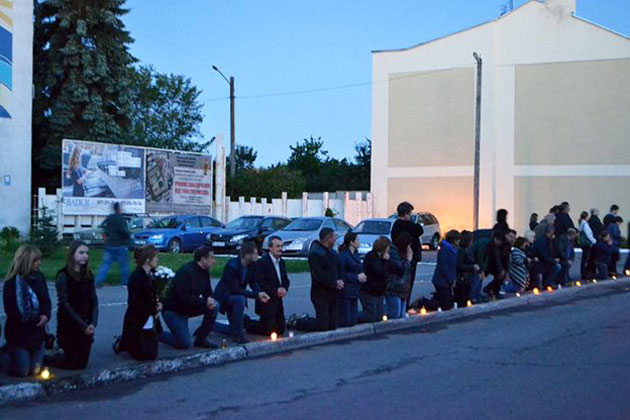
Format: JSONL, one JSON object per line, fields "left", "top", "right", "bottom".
{"left": 3, "top": 276, "right": 630, "bottom": 419}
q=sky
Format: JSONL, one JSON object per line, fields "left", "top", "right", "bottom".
{"left": 122, "top": 0, "right": 630, "bottom": 167}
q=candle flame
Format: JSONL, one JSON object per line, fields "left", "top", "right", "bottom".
{"left": 592, "top": 279, "right": 597, "bottom": 284}
{"left": 288, "top": 331, "right": 294, "bottom": 338}
{"left": 546, "top": 286, "right": 553, "bottom": 292}
{"left": 270, "top": 332, "right": 278, "bottom": 341}
{"left": 625, "top": 269, "right": 630, "bottom": 277}
{"left": 576, "top": 281, "right": 582, "bottom": 287}
{"left": 40, "top": 368, "right": 50, "bottom": 380}
{"left": 420, "top": 307, "right": 427, "bottom": 315}
{"left": 516, "top": 292, "right": 521, "bottom": 297}
{"left": 466, "top": 300, "right": 472, "bottom": 307}
{"left": 533, "top": 288, "right": 540, "bottom": 295}
{"left": 382, "top": 315, "right": 388, "bottom": 322}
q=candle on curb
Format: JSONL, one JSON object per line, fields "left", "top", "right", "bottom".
{"left": 533, "top": 288, "right": 540, "bottom": 295}
{"left": 612, "top": 275, "right": 617, "bottom": 280}
{"left": 437, "top": 307, "right": 442, "bottom": 312}
{"left": 546, "top": 286, "right": 553, "bottom": 292}
{"left": 270, "top": 332, "right": 278, "bottom": 341}
{"left": 558, "top": 284, "right": 562, "bottom": 290}
{"left": 288, "top": 331, "right": 294, "bottom": 338}
{"left": 576, "top": 281, "right": 582, "bottom": 287}
{"left": 515, "top": 292, "right": 521, "bottom": 297}
{"left": 625, "top": 269, "right": 630, "bottom": 277}
{"left": 420, "top": 307, "right": 427, "bottom": 315}
{"left": 40, "top": 368, "right": 51, "bottom": 380}
{"left": 466, "top": 300, "right": 473, "bottom": 307}
{"left": 382, "top": 314, "right": 388, "bottom": 322}
{"left": 592, "top": 279, "right": 597, "bottom": 284}
{"left": 453, "top": 302, "right": 458, "bottom": 309}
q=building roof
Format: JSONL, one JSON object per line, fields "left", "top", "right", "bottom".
{"left": 372, "top": 0, "right": 628, "bottom": 54}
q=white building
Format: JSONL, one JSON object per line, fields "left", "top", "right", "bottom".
{"left": 0, "top": 0, "right": 33, "bottom": 234}
{"left": 371, "top": 0, "right": 630, "bottom": 233}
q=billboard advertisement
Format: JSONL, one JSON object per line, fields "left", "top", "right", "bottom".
{"left": 62, "top": 139, "right": 146, "bottom": 215}
{"left": 145, "top": 150, "right": 213, "bottom": 213}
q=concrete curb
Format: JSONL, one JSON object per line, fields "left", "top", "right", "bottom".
{"left": 2, "top": 277, "right": 629, "bottom": 405}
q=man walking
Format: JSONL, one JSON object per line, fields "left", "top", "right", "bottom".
{"left": 391, "top": 202, "right": 423, "bottom": 309}
{"left": 160, "top": 246, "right": 218, "bottom": 349}
{"left": 245, "top": 236, "right": 291, "bottom": 336}
{"left": 96, "top": 202, "right": 131, "bottom": 287}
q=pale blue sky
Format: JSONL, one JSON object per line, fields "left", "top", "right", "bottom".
{"left": 123, "top": 0, "right": 630, "bottom": 166}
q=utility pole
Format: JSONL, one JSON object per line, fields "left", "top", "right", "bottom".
{"left": 472, "top": 52, "right": 482, "bottom": 231}
{"left": 212, "top": 66, "right": 236, "bottom": 193}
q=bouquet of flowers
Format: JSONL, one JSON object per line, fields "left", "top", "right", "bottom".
{"left": 153, "top": 265, "right": 175, "bottom": 299}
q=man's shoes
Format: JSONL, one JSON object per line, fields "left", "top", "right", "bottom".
{"left": 194, "top": 338, "right": 218, "bottom": 349}
{"left": 232, "top": 336, "right": 249, "bottom": 344}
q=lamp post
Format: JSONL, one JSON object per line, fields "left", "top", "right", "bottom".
{"left": 212, "top": 65, "right": 236, "bottom": 185}
{"left": 472, "top": 52, "right": 482, "bottom": 231}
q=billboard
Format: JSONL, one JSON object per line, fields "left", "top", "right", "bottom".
{"left": 62, "top": 139, "right": 212, "bottom": 216}
{"left": 145, "top": 150, "right": 213, "bottom": 213}
{"left": 0, "top": 0, "right": 13, "bottom": 118}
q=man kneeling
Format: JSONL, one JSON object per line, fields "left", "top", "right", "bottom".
{"left": 214, "top": 241, "right": 270, "bottom": 343}
{"left": 160, "top": 246, "right": 218, "bottom": 349}
{"left": 245, "top": 236, "right": 291, "bottom": 336}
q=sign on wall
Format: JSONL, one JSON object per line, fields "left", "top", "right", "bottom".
{"left": 0, "top": 0, "right": 13, "bottom": 118}
{"left": 62, "top": 139, "right": 213, "bottom": 216}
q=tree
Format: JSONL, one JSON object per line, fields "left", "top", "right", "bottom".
{"left": 126, "top": 65, "right": 209, "bottom": 152}
{"left": 32, "top": 0, "right": 136, "bottom": 190}
{"left": 228, "top": 144, "right": 258, "bottom": 172}
{"left": 232, "top": 165, "right": 306, "bottom": 200}
{"left": 287, "top": 136, "right": 326, "bottom": 178}
{"left": 353, "top": 138, "right": 371, "bottom": 190}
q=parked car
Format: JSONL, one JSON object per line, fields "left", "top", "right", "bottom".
{"left": 132, "top": 215, "right": 224, "bottom": 254}
{"left": 388, "top": 212, "right": 442, "bottom": 250}
{"left": 73, "top": 216, "right": 157, "bottom": 247}
{"left": 263, "top": 217, "right": 353, "bottom": 257}
{"left": 206, "top": 215, "right": 292, "bottom": 254}
{"left": 335, "top": 218, "right": 395, "bottom": 257}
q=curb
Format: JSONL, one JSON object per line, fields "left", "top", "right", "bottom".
{"left": 1, "top": 277, "right": 629, "bottom": 405}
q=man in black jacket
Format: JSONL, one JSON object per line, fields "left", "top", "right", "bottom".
{"left": 603, "top": 204, "right": 620, "bottom": 228}
{"left": 391, "top": 202, "right": 423, "bottom": 309}
{"left": 160, "top": 246, "right": 218, "bottom": 349}
{"left": 96, "top": 202, "right": 131, "bottom": 287}
{"left": 533, "top": 224, "right": 561, "bottom": 287}
{"left": 244, "top": 236, "right": 291, "bottom": 336}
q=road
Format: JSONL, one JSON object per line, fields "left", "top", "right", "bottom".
{"left": 3, "top": 276, "right": 630, "bottom": 419}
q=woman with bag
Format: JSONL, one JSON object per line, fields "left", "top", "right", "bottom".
{"left": 385, "top": 233, "right": 412, "bottom": 319}
{"left": 337, "top": 232, "right": 366, "bottom": 327}
{"left": 578, "top": 211, "right": 596, "bottom": 279}
{"left": 113, "top": 245, "right": 162, "bottom": 361}
{"left": 360, "top": 236, "right": 391, "bottom": 323}
{"left": 2, "top": 245, "right": 52, "bottom": 377}
{"left": 55, "top": 241, "right": 99, "bottom": 370}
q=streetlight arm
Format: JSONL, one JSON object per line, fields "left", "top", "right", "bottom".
{"left": 212, "top": 65, "right": 230, "bottom": 84}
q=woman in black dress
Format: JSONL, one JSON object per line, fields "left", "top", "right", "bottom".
{"left": 55, "top": 240, "right": 99, "bottom": 369}
{"left": 113, "top": 245, "right": 162, "bottom": 361}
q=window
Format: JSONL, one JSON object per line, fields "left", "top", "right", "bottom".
{"left": 284, "top": 219, "right": 324, "bottom": 232}
{"left": 274, "top": 218, "right": 290, "bottom": 230}
{"left": 200, "top": 217, "right": 217, "bottom": 228}
{"left": 261, "top": 218, "right": 274, "bottom": 228}
{"left": 334, "top": 219, "right": 350, "bottom": 232}
{"left": 323, "top": 219, "right": 336, "bottom": 230}
{"left": 353, "top": 221, "right": 392, "bottom": 235}
{"left": 185, "top": 217, "right": 201, "bottom": 229}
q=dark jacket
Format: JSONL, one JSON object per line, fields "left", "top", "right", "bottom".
{"left": 456, "top": 247, "right": 476, "bottom": 285}
{"left": 595, "top": 240, "right": 615, "bottom": 265}
{"left": 493, "top": 221, "right": 510, "bottom": 233}
{"left": 3, "top": 271, "right": 52, "bottom": 351}
{"left": 554, "top": 212, "right": 576, "bottom": 236}
{"left": 214, "top": 257, "right": 260, "bottom": 311}
{"left": 104, "top": 213, "right": 131, "bottom": 247}
{"left": 470, "top": 237, "right": 491, "bottom": 272}
{"left": 338, "top": 248, "right": 363, "bottom": 299}
{"left": 120, "top": 267, "right": 161, "bottom": 352}
{"left": 363, "top": 250, "right": 389, "bottom": 297}
{"left": 589, "top": 215, "right": 604, "bottom": 239}
{"left": 603, "top": 213, "right": 617, "bottom": 228}
{"left": 391, "top": 219, "right": 424, "bottom": 262}
{"left": 386, "top": 245, "right": 411, "bottom": 298}
{"left": 56, "top": 268, "right": 98, "bottom": 350}
{"left": 607, "top": 223, "right": 622, "bottom": 246}
{"left": 254, "top": 254, "right": 290, "bottom": 318}
{"left": 485, "top": 242, "right": 509, "bottom": 276}
{"left": 529, "top": 220, "right": 539, "bottom": 231}
{"left": 534, "top": 235, "right": 556, "bottom": 268}
{"left": 162, "top": 261, "right": 213, "bottom": 317}
{"left": 432, "top": 241, "right": 458, "bottom": 289}
{"left": 308, "top": 240, "right": 341, "bottom": 301}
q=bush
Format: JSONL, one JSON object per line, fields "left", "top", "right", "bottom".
{"left": 0, "top": 226, "right": 21, "bottom": 253}
{"left": 30, "top": 207, "right": 60, "bottom": 257}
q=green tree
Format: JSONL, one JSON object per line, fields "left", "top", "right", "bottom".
{"left": 232, "top": 165, "right": 306, "bottom": 200}
{"left": 127, "top": 65, "right": 209, "bottom": 152}
{"left": 228, "top": 144, "right": 258, "bottom": 172}
{"left": 32, "top": 0, "right": 136, "bottom": 189}
{"left": 353, "top": 138, "right": 371, "bottom": 190}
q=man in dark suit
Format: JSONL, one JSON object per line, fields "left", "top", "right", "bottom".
{"left": 214, "top": 241, "right": 270, "bottom": 343}
{"left": 244, "top": 236, "right": 291, "bottom": 336}
{"left": 391, "top": 202, "right": 423, "bottom": 309}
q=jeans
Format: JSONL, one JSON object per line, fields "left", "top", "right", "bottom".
{"left": 96, "top": 246, "right": 130, "bottom": 286}
{"left": 338, "top": 298, "right": 359, "bottom": 327}
{"left": 539, "top": 263, "right": 561, "bottom": 287}
{"left": 385, "top": 296, "right": 406, "bottom": 319}
{"left": 213, "top": 295, "right": 246, "bottom": 339}
{"left": 469, "top": 273, "right": 482, "bottom": 301}
{"left": 8, "top": 344, "right": 44, "bottom": 377}
{"left": 502, "top": 283, "right": 522, "bottom": 293}
{"left": 359, "top": 291, "right": 385, "bottom": 323}
{"left": 596, "top": 263, "right": 609, "bottom": 280}
{"left": 160, "top": 308, "right": 217, "bottom": 349}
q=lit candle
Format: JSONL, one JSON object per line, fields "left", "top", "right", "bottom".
{"left": 288, "top": 331, "right": 294, "bottom": 338}
{"left": 612, "top": 275, "right": 617, "bottom": 280}
{"left": 625, "top": 269, "right": 630, "bottom": 277}
{"left": 437, "top": 307, "right": 442, "bottom": 312}
{"left": 592, "top": 279, "right": 597, "bottom": 284}
{"left": 420, "top": 307, "right": 427, "bottom": 315}
{"left": 576, "top": 281, "right": 582, "bottom": 287}
{"left": 382, "top": 314, "right": 388, "bottom": 322}
{"left": 516, "top": 292, "right": 521, "bottom": 297}
{"left": 546, "top": 286, "right": 553, "bottom": 292}
{"left": 270, "top": 332, "right": 278, "bottom": 341}
{"left": 533, "top": 288, "right": 540, "bottom": 295}
{"left": 466, "top": 300, "right": 472, "bottom": 307}
{"left": 40, "top": 368, "right": 51, "bottom": 380}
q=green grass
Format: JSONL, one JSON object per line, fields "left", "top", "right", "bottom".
{"left": 0, "top": 247, "right": 310, "bottom": 284}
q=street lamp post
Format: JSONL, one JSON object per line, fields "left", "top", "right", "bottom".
{"left": 212, "top": 65, "right": 236, "bottom": 183}
{"left": 472, "top": 52, "right": 482, "bottom": 231}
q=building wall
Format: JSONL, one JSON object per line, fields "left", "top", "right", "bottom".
{"left": 372, "top": 0, "right": 630, "bottom": 235}
{"left": 0, "top": 0, "right": 33, "bottom": 234}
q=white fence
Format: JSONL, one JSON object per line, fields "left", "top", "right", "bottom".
{"left": 36, "top": 187, "right": 373, "bottom": 237}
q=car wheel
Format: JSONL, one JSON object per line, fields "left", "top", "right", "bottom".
{"left": 168, "top": 238, "right": 181, "bottom": 254}
{"left": 430, "top": 234, "right": 440, "bottom": 250}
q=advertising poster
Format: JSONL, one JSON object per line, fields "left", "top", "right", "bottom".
{"left": 145, "top": 150, "right": 213, "bottom": 213}
{"left": 62, "top": 139, "right": 146, "bottom": 215}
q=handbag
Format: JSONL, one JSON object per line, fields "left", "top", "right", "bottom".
{"left": 578, "top": 230, "right": 593, "bottom": 248}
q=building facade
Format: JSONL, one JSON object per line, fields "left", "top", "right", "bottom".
{"left": 0, "top": 0, "right": 33, "bottom": 234}
{"left": 371, "top": 0, "right": 630, "bottom": 233}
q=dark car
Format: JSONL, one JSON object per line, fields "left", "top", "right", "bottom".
{"left": 206, "top": 215, "right": 291, "bottom": 253}
{"left": 132, "top": 214, "right": 224, "bottom": 254}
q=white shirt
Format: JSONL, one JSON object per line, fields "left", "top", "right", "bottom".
{"left": 270, "top": 254, "right": 282, "bottom": 285}
{"left": 580, "top": 219, "right": 596, "bottom": 244}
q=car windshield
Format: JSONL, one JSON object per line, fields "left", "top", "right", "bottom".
{"left": 225, "top": 217, "right": 262, "bottom": 230}
{"left": 354, "top": 221, "right": 392, "bottom": 235}
{"left": 150, "top": 217, "right": 183, "bottom": 229}
{"left": 129, "top": 218, "right": 145, "bottom": 229}
{"left": 283, "top": 219, "right": 322, "bottom": 232}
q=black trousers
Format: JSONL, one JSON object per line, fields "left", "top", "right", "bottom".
{"left": 609, "top": 250, "right": 620, "bottom": 274}
{"left": 581, "top": 246, "right": 593, "bottom": 279}
{"left": 60, "top": 341, "right": 93, "bottom": 370}
{"left": 434, "top": 286, "right": 454, "bottom": 310}
{"left": 246, "top": 303, "right": 287, "bottom": 336}
{"left": 128, "top": 330, "right": 158, "bottom": 361}
{"left": 453, "top": 282, "right": 471, "bottom": 307}
{"left": 404, "top": 259, "right": 418, "bottom": 310}
{"left": 485, "top": 270, "right": 506, "bottom": 295}
{"left": 295, "top": 297, "right": 338, "bottom": 332}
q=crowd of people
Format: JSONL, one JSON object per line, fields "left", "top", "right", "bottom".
{"left": 1, "top": 201, "right": 628, "bottom": 378}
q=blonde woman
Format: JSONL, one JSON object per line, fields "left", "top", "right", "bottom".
{"left": 2, "top": 245, "right": 52, "bottom": 377}
{"left": 67, "top": 145, "right": 90, "bottom": 197}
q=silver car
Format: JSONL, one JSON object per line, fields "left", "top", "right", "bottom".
{"left": 388, "top": 212, "right": 442, "bottom": 250}
{"left": 263, "top": 217, "right": 353, "bottom": 257}
{"left": 335, "top": 218, "right": 395, "bottom": 257}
